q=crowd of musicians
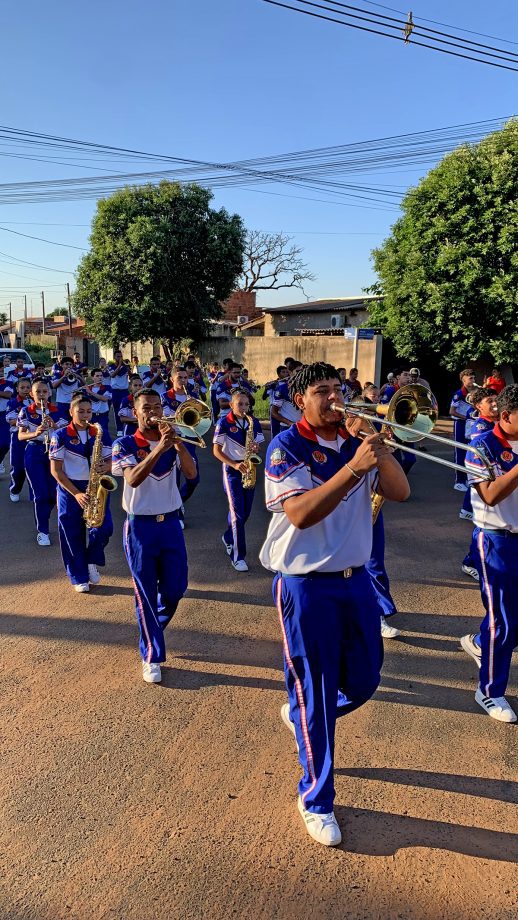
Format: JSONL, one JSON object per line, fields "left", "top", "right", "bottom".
{"left": 1, "top": 350, "right": 516, "bottom": 847}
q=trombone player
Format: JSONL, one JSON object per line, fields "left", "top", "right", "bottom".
{"left": 162, "top": 367, "right": 203, "bottom": 527}
{"left": 260, "top": 362, "right": 409, "bottom": 847}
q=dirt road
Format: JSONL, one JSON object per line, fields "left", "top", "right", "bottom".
{"left": 0, "top": 431, "right": 516, "bottom": 920}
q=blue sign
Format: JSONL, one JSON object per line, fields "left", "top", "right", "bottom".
{"left": 343, "top": 328, "right": 355, "bottom": 339}
{"left": 357, "top": 328, "right": 377, "bottom": 340}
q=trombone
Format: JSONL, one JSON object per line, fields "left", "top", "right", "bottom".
{"left": 150, "top": 388, "right": 212, "bottom": 448}
{"left": 332, "top": 384, "right": 495, "bottom": 482}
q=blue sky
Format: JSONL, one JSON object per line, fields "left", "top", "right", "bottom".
{"left": 0, "top": 0, "right": 516, "bottom": 319}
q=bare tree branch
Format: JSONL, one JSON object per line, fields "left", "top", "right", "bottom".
{"left": 238, "top": 231, "right": 316, "bottom": 294}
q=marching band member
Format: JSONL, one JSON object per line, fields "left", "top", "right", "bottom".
{"left": 461, "top": 385, "right": 518, "bottom": 723}
{"left": 449, "top": 368, "right": 478, "bottom": 492}
{"left": 6, "top": 355, "right": 32, "bottom": 386}
{"left": 108, "top": 350, "right": 130, "bottom": 435}
{"left": 260, "top": 362, "right": 409, "bottom": 846}
{"left": 72, "top": 352, "right": 87, "bottom": 376}
{"left": 0, "top": 371, "right": 14, "bottom": 476}
{"left": 49, "top": 393, "right": 113, "bottom": 592}
{"left": 98, "top": 357, "right": 112, "bottom": 386}
{"left": 270, "top": 362, "right": 303, "bottom": 431}
{"left": 337, "top": 368, "right": 353, "bottom": 401}
{"left": 18, "top": 377, "right": 67, "bottom": 545}
{"left": 185, "top": 359, "right": 207, "bottom": 400}
{"left": 262, "top": 365, "right": 288, "bottom": 439}
{"left": 6, "top": 377, "right": 32, "bottom": 502}
{"left": 210, "top": 357, "right": 233, "bottom": 420}
{"left": 51, "top": 357, "right": 82, "bottom": 413}
{"left": 142, "top": 356, "right": 168, "bottom": 398}
{"left": 85, "top": 368, "right": 112, "bottom": 435}
{"left": 118, "top": 375, "right": 143, "bottom": 436}
{"left": 33, "top": 363, "right": 53, "bottom": 389}
{"left": 111, "top": 387, "right": 197, "bottom": 684}
{"left": 215, "top": 363, "right": 244, "bottom": 418}
{"left": 213, "top": 388, "right": 264, "bottom": 572}
{"left": 461, "top": 388, "right": 499, "bottom": 579}
{"left": 208, "top": 362, "right": 220, "bottom": 385}
{"left": 162, "top": 368, "right": 201, "bottom": 525}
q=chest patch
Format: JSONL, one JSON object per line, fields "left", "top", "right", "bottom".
{"left": 501, "top": 451, "right": 514, "bottom": 463}
{"left": 312, "top": 450, "right": 327, "bottom": 464}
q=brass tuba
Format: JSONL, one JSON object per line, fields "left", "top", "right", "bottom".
{"left": 83, "top": 423, "right": 118, "bottom": 529}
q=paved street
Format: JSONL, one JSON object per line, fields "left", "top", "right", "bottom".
{"left": 0, "top": 425, "right": 517, "bottom": 920}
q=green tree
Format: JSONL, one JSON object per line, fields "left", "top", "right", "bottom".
{"left": 370, "top": 120, "right": 518, "bottom": 369}
{"left": 74, "top": 181, "right": 245, "bottom": 355}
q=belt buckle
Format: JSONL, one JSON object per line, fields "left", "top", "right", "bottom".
{"left": 156, "top": 514, "right": 165, "bottom": 523}
{"left": 343, "top": 567, "right": 352, "bottom": 578}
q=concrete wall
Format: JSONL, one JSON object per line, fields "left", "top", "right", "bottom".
{"left": 267, "top": 308, "right": 370, "bottom": 335}
{"left": 199, "top": 334, "right": 381, "bottom": 384}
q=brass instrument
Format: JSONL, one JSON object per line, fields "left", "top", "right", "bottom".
{"left": 331, "top": 384, "right": 495, "bottom": 482}
{"left": 83, "top": 423, "right": 117, "bottom": 529}
{"left": 241, "top": 414, "right": 262, "bottom": 489}
{"left": 151, "top": 388, "right": 212, "bottom": 447}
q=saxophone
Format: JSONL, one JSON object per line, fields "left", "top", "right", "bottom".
{"left": 83, "top": 423, "right": 118, "bottom": 528}
{"left": 241, "top": 414, "right": 262, "bottom": 490}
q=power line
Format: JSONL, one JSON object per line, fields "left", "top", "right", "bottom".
{"left": 361, "top": 1, "right": 518, "bottom": 48}
{"left": 0, "top": 225, "right": 87, "bottom": 250}
{"left": 0, "top": 250, "right": 74, "bottom": 273}
{"left": 259, "top": 0, "right": 518, "bottom": 72}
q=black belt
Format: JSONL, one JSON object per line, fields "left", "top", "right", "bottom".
{"left": 284, "top": 565, "right": 364, "bottom": 580}
{"left": 128, "top": 509, "right": 179, "bottom": 523}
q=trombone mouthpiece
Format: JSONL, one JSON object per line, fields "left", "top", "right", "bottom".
{"left": 330, "top": 402, "right": 346, "bottom": 414}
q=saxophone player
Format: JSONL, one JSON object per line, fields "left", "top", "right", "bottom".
{"left": 213, "top": 388, "right": 264, "bottom": 572}
{"left": 49, "top": 393, "right": 113, "bottom": 593}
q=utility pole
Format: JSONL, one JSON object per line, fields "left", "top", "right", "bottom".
{"left": 66, "top": 282, "right": 73, "bottom": 335}
{"left": 24, "top": 294, "right": 27, "bottom": 321}
{"left": 41, "top": 291, "right": 46, "bottom": 335}
{"left": 9, "top": 302, "right": 12, "bottom": 338}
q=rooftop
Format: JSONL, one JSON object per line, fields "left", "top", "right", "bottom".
{"left": 261, "top": 296, "right": 380, "bottom": 314}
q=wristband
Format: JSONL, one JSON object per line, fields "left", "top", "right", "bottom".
{"left": 345, "top": 462, "right": 362, "bottom": 480}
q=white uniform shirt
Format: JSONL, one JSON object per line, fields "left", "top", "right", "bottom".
{"left": 467, "top": 426, "right": 518, "bottom": 533}
{"left": 112, "top": 430, "right": 181, "bottom": 515}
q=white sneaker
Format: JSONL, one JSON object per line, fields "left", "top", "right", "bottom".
{"left": 88, "top": 564, "right": 101, "bottom": 585}
{"left": 232, "top": 559, "right": 249, "bottom": 572}
{"left": 475, "top": 688, "right": 517, "bottom": 723}
{"left": 0, "top": 463, "right": 5, "bottom": 475}
{"left": 459, "top": 509, "right": 473, "bottom": 520}
{"left": 461, "top": 564, "right": 479, "bottom": 581}
{"left": 454, "top": 483, "right": 468, "bottom": 492}
{"left": 297, "top": 797, "right": 342, "bottom": 847}
{"left": 221, "top": 535, "right": 232, "bottom": 556}
{"left": 74, "top": 583, "right": 90, "bottom": 593}
{"left": 37, "top": 532, "right": 51, "bottom": 546}
{"left": 9, "top": 493, "right": 20, "bottom": 503}
{"left": 142, "top": 662, "right": 162, "bottom": 684}
{"left": 381, "top": 615, "right": 400, "bottom": 638}
{"left": 460, "top": 634, "right": 482, "bottom": 667}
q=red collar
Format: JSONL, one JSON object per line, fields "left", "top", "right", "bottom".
{"left": 227, "top": 410, "right": 236, "bottom": 424}
{"left": 492, "top": 422, "right": 512, "bottom": 449}
{"left": 28, "top": 401, "right": 57, "bottom": 413}
{"left": 134, "top": 429, "right": 150, "bottom": 447}
{"left": 479, "top": 415, "right": 495, "bottom": 425}
{"left": 66, "top": 422, "right": 97, "bottom": 437}
{"left": 296, "top": 416, "right": 349, "bottom": 443}
{"left": 460, "top": 385, "right": 468, "bottom": 397}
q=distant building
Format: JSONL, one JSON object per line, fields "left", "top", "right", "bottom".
{"left": 239, "top": 296, "right": 380, "bottom": 337}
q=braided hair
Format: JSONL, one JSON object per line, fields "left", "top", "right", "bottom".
{"left": 288, "top": 362, "right": 340, "bottom": 404}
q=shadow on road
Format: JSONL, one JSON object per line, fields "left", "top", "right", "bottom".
{"left": 160, "top": 664, "right": 284, "bottom": 693}
{"left": 336, "top": 767, "right": 518, "bottom": 805}
{"left": 375, "top": 674, "right": 481, "bottom": 714}
{"left": 334, "top": 805, "right": 518, "bottom": 862}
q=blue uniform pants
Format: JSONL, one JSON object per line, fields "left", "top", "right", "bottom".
{"left": 222, "top": 465, "right": 255, "bottom": 562}
{"left": 270, "top": 415, "right": 281, "bottom": 439}
{"left": 123, "top": 512, "right": 188, "bottom": 663}
{"left": 9, "top": 429, "right": 27, "bottom": 495}
{"left": 111, "top": 389, "right": 128, "bottom": 430}
{"left": 453, "top": 419, "right": 467, "bottom": 485}
{"left": 57, "top": 481, "right": 113, "bottom": 585}
{"left": 177, "top": 441, "right": 199, "bottom": 505}
{"left": 24, "top": 442, "right": 56, "bottom": 535}
{"left": 274, "top": 567, "right": 383, "bottom": 813}
{"left": 365, "top": 512, "right": 397, "bottom": 618}
{"left": 463, "top": 528, "right": 479, "bottom": 571}
{"left": 0, "top": 412, "right": 9, "bottom": 464}
{"left": 475, "top": 528, "right": 518, "bottom": 698}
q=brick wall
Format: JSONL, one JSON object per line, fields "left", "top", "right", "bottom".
{"left": 221, "top": 290, "right": 261, "bottom": 323}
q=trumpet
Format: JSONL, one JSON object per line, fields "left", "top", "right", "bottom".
{"left": 331, "top": 384, "right": 495, "bottom": 482}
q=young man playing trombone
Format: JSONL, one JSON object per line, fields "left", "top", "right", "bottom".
{"left": 112, "top": 388, "right": 197, "bottom": 684}
{"left": 260, "top": 362, "right": 409, "bottom": 846}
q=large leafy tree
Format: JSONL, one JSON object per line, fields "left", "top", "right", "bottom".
{"left": 370, "top": 120, "right": 518, "bottom": 370}
{"left": 74, "top": 181, "right": 245, "bottom": 354}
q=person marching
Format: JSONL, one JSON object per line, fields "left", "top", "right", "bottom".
{"left": 270, "top": 361, "right": 303, "bottom": 432}
{"left": 18, "top": 377, "right": 68, "bottom": 545}
{"left": 461, "top": 388, "right": 499, "bottom": 581}
{"left": 210, "top": 357, "right": 233, "bottom": 420}
{"left": 213, "top": 388, "right": 265, "bottom": 573}
{"left": 260, "top": 362, "right": 409, "bottom": 846}
{"left": 6, "top": 377, "right": 32, "bottom": 502}
{"left": 215, "top": 363, "right": 244, "bottom": 418}
{"left": 52, "top": 357, "right": 82, "bottom": 414}
{"left": 162, "top": 367, "right": 201, "bottom": 525}
{"left": 142, "top": 356, "right": 168, "bottom": 399}
{"left": 98, "top": 357, "right": 112, "bottom": 386}
{"left": 6, "top": 355, "right": 32, "bottom": 387}
{"left": 111, "top": 387, "right": 197, "bottom": 684}
{"left": 262, "top": 366, "right": 288, "bottom": 439}
{"left": 50, "top": 393, "right": 114, "bottom": 592}
{"left": 118, "top": 374, "right": 143, "bottom": 436}
{"left": 108, "top": 350, "right": 130, "bottom": 435}
{"left": 449, "top": 368, "right": 478, "bottom": 492}
{"left": 0, "top": 372, "right": 14, "bottom": 476}
{"left": 85, "top": 368, "right": 112, "bottom": 435}
{"left": 460, "top": 385, "right": 518, "bottom": 723}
